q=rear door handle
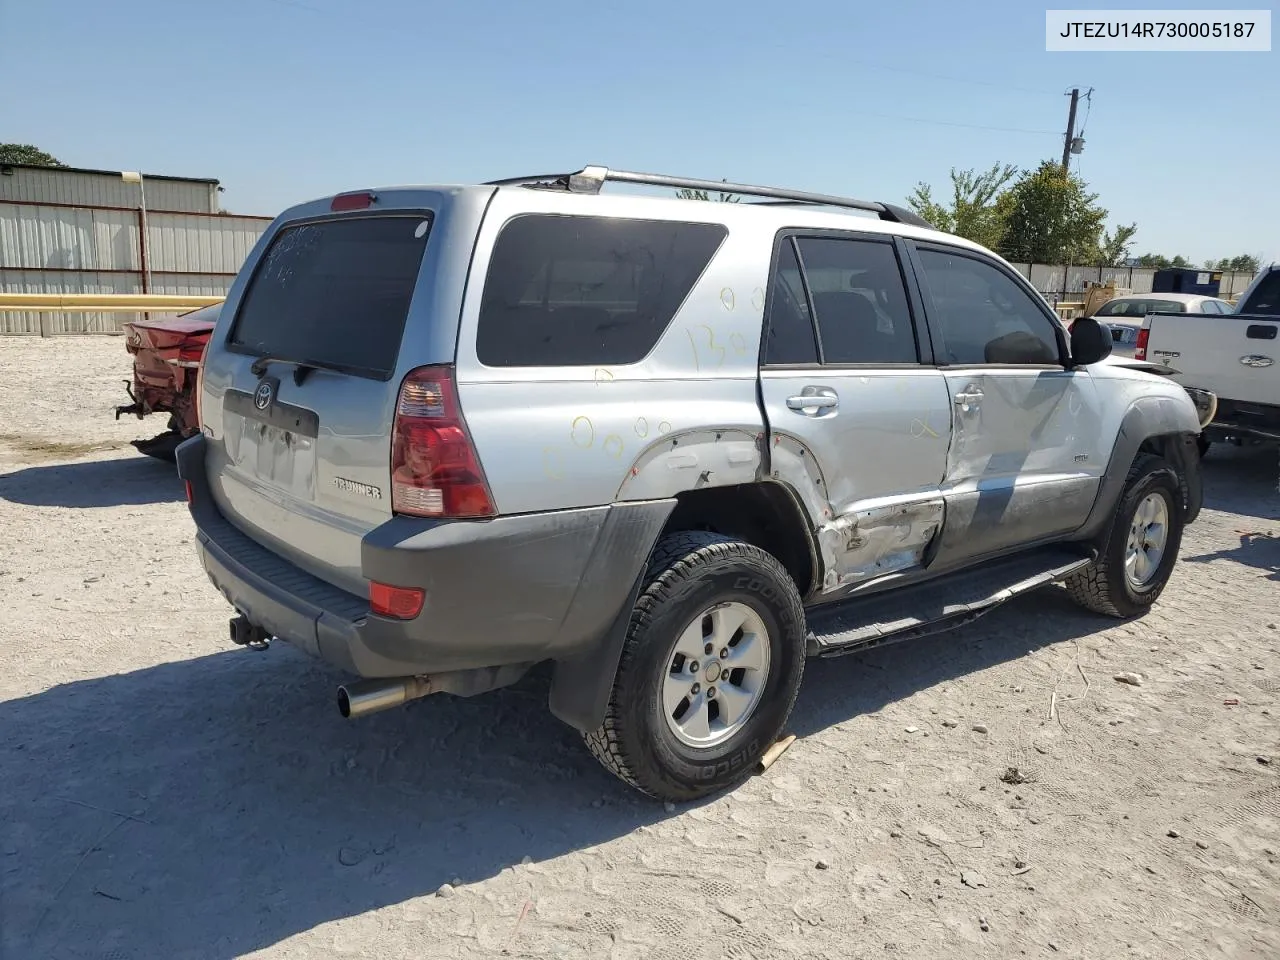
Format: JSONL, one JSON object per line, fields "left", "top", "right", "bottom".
{"left": 787, "top": 394, "right": 839, "bottom": 411}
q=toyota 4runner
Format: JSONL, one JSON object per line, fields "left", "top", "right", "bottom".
{"left": 177, "top": 166, "right": 1204, "bottom": 801}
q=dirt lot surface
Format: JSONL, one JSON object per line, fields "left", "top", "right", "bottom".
{"left": 2, "top": 336, "right": 1279, "bottom": 960}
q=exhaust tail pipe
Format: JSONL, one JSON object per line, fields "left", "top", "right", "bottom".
{"left": 337, "top": 677, "right": 434, "bottom": 719}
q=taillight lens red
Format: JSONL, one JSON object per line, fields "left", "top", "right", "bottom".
{"left": 369, "top": 581, "right": 425, "bottom": 619}
{"left": 184, "top": 480, "right": 194, "bottom": 504}
{"left": 390, "top": 366, "right": 495, "bottom": 519}
{"left": 1135, "top": 328, "right": 1149, "bottom": 361}
{"left": 178, "top": 339, "right": 206, "bottom": 364}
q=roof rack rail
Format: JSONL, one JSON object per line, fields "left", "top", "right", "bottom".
{"left": 483, "top": 166, "right": 936, "bottom": 230}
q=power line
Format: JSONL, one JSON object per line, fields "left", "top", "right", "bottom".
{"left": 848, "top": 109, "right": 1061, "bottom": 136}
{"left": 1077, "top": 88, "right": 1094, "bottom": 137}
{"left": 847, "top": 59, "right": 1061, "bottom": 97}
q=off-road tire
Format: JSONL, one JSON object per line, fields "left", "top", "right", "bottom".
{"left": 584, "top": 531, "right": 806, "bottom": 801}
{"left": 1064, "top": 454, "right": 1185, "bottom": 618}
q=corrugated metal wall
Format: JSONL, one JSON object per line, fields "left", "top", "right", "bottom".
{"left": 0, "top": 201, "right": 271, "bottom": 334}
{"left": 1012, "top": 263, "right": 1261, "bottom": 302}
{"left": 0, "top": 166, "right": 217, "bottom": 213}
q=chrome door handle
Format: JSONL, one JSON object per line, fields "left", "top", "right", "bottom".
{"left": 953, "top": 386, "right": 983, "bottom": 413}
{"left": 787, "top": 394, "right": 839, "bottom": 410}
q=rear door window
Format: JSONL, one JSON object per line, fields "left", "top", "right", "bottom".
{"left": 229, "top": 214, "right": 432, "bottom": 380}
{"left": 794, "top": 237, "right": 919, "bottom": 364}
{"left": 476, "top": 215, "right": 727, "bottom": 367}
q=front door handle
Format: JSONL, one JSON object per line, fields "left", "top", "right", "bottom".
{"left": 787, "top": 394, "right": 839, "bottom": 411}
{"left": 953, "top": 385, "right": 984, "bottom": 413}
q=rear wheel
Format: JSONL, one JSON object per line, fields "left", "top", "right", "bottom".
{"left": 1065, "top": 454, "right": 1185, "bottom": 618}
{"left": 584, "top": 531, "right": 806, "bottom": 801}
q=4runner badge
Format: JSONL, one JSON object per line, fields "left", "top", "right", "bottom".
{"left": 254, "top": 381, "right": 274, "bottom": 410}
{"left": 333, "top": 477, "right": 382, "bottom": 500}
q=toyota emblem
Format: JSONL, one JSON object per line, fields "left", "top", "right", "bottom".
{"left": 254, "top": 381, "right": 274, "bottom": 410}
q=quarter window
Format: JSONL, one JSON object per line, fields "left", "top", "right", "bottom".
{"left": 476, "top": 215, "right": 727, "bottom": 367}
{"left": 763, "top": 240, "right": 818, "bottom": 365}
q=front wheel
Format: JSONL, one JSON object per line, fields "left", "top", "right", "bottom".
{"left": 584, "top": 532, "right": 807, "bottom": 801}
{"left": 1065, "top": 454, "right": 1185, "bottom": 618}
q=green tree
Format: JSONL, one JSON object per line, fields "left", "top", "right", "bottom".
{"left": 1137, "top": 253, "right": 1197, "bottom": 269}
{"left": 0, "top": 143, "right": 64, "bottom": 166}
{"left": 1207, "top": 254, "right": 1261, "bottom": 272}
{"left": 1096, "top": 223, "right": 1138, "bottom": 267}
{"left": 996, "top": 161, "right": 1107, "bottom": 264}
{"left": 906, "top": 162, "right": 1017, "bottom": 248}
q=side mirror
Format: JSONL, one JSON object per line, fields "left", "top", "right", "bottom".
{"left": 1070, "top": 316, "right": 1113, "bottom": 366}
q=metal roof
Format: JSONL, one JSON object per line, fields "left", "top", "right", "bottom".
{"left": 0, "top": 162, "right": 219, "bottom": 186}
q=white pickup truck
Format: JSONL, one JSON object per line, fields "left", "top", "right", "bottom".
{"left": 1138, "top": 265, "right": 1280, "bottom": 453}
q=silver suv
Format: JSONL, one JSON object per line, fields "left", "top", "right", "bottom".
{"left": 179, "top": 166, "right": 1205, "bottom": 801}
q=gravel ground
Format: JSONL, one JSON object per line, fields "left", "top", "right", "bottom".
{"left": 2, "top": 336, "right": 1279, "bottom": 960}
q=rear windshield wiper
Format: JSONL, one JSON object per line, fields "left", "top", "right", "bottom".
{"left": 249, "top": 355, "right": 325, "bottom": 386}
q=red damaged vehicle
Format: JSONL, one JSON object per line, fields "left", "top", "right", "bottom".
{"left": 115, "top": 304, "right": 219, "bottom": 461}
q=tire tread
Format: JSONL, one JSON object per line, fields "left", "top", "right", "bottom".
{"left": 1064, "top": 453, "right": 1177, "bottom": 619}
{"left": 583, "top": 531, "right": 805, "bottom": 798}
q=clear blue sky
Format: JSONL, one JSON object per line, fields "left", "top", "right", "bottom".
{"left": 3, "top": 0, "right": 1276, "bottom": 265}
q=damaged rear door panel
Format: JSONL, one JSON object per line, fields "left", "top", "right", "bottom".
{"left": 758, "top": 231, "right": 953, "bottom": 594}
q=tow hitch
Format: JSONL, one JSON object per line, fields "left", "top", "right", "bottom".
{"left": 230, "top": 615, "right": 271, "bottom": 651}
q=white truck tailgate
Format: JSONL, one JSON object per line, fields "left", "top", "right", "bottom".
{"left": 1146, "top": 313, "right": 1279, "bottom": 406}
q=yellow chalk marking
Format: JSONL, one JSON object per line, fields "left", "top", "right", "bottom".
{"left": 571, "top": 416, "right": 594, "bottom": 448}
{"left": 910, "top": 415, "right": 940, "bottom": 439}
{"left": 542, "top": 446, "right": 564, "bottom": 479}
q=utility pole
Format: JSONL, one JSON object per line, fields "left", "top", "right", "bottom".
{"left": 1061, "top": 88, "right": 1080, "bottom": 174}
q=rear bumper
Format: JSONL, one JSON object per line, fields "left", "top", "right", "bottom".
{"left": 176, "top": 435, "right": 673, "bottom": 680}
{"left": 1204, "top": 398, "right": 1280, "bottom": 443}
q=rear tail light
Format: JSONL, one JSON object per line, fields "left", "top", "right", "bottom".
{"left": 369, "top": 581, "right": 425, "bottom": 619}
{"left": 184, "top": 480, "right": 194, "bottom": 504}
{"left": 1135, "top": 328, "right": 1150, "bottom": 361}
{"left": 390, "top": 366, "right": 495, "bottom": 519}
{"left": 178, "top": 339, "right": 206, "bottom": 365}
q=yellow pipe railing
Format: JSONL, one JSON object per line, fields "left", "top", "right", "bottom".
{"left": 0, "top": 293, "right": 224, "bottom": 312}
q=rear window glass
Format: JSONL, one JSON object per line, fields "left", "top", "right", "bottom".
{"left": 1094, "top": 298, "right": 1185, "bottom": 317}
{"left": 1240, "top": 272, "right": 1280, "bottom": 316}
{"left": 476, "top": 214, "right": 727, "bottom": 367}
{"left": 229, "top": 214, "right": 431, "bottom": 380}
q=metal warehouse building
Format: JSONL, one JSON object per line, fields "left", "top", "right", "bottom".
{"left": 0, "top": 162, "right": 270, "bottom": 335}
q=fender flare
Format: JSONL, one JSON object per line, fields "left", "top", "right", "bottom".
{"left": 1076, "top": 395, "right": 1203, "bottom": 542}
